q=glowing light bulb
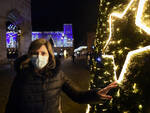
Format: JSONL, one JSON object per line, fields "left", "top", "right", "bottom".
{"left": 116, "top": 89, "right": 120, "bottom": 97}
{"left": 138, "top": 104, "right": 143, "bottom": 110}
{"left": 117, "top": 40, "right": 122, "bottom": 44}
{"left": 118, "top": 50, "right": 123, "bottom": 54}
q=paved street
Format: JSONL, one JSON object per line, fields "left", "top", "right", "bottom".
{"left": 61, "top": 56, "right": 90, "bottom": 113}
{"left": 0, "top": 56, "right": 90, "bottom": 113}
{"left": 0, "top": 64, "right": 15, "bottom": 113}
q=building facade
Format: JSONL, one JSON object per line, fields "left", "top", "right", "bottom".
{"left": 87, "top": 32, "right": 96, "bottom": 52}
{"left": 0, "top": 0, "right": 32, "bottom": 64}
{"left": 32, "top": 24, "right": 74, "bottom": 56}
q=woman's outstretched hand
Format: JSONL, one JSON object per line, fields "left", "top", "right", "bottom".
{"left": 97, "top": 81, "right": 118, "bottom": 100}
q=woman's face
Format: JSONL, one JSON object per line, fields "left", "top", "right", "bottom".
{"left": 33, "top": 45, "right": 49, "bottom": 58}
{"left": 30, "top": 45, "right": 50, "bottom": 69}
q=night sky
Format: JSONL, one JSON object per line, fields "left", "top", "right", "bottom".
{"left": 31, "top": 0, "right": 98, "bottom": 48}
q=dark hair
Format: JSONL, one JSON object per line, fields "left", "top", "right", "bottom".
{"left": 49, "top": 38, "right": 54, "bottom": 47}
{"left": 27, "top": 38, "right": 56, "bottom": 69}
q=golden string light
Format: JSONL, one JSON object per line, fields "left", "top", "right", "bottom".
{"left": 86, "top": 104, "right": 90, "bottom": 113}
{"left": 103, "top": 0, "right": 134, "bottom": 52}
{"left": 118, "top": 45, "right": 150, "bottom": 83}
{"left": 102, "top": 0, "right": 150, "bottom": 84}
{"left": 102, "top": 55, "right": 117, "bottom": 81}
{"left": 86, "top": 0, "right": 150, "bottom": 112}
{"left": 136, "top": 0, "right": 150, "bottom": 34}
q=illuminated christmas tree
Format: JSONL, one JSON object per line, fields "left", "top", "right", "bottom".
{"left": 87, "top": 0, "right": 150, "bottom": 112}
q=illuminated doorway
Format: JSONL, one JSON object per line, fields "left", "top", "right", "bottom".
{"left": 6, "top": 21, "right": 21, "bottom": 59}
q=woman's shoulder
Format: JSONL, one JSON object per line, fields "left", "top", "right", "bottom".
{"left": 50, "top": 70, "right": 66, "bottom": 81}
{"left": 14, "top": 55, "right": 31, "bottom": 73}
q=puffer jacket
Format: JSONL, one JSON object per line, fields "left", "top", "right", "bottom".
{"left": 5, "top": 55, "right": 102, "bottom": 113}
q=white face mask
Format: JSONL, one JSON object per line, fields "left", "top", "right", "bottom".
{"left": 31, "top": 55, "right": 49, "bottom": 69}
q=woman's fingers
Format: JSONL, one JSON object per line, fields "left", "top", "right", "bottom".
{"left": 106, "top": 82, "right": 118, "bottom": 90}
{"left": 102, "top": 84, "right": 117, "bottom": 92}
{"left": 100, "top": 94, "right": 112, "bottom": 100}
{"left": 98, "top": 88, "right": 109, "bottom": 94}
{"left": 108, "top": 81, "right": 118, "bottom": 86}
{"left": 107, "top": 84, "right": 118, "bottom": 89}
{"left": 97, "top": 81, "right": 118, "bottom": 100}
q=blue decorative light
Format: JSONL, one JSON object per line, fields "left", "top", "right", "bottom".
{"left": 6, "top": 31, "right": 18, "bottom": 48}
{"left": 32, "top": 24, "right": 73, "bottom": 47}
{"left": 7, "top": 24, "right": 17, "bottom": 31}
{"left": 96, "top": 57, "right": 101, "bottom": 62}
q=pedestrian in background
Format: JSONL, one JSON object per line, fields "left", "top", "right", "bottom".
{"left": 5, "top": 38, "right": 117, "bottom": 113}
{"left": 72, "top": 53, "right": 75, "bottom": 63}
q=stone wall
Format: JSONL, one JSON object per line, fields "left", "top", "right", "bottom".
{"left": 0, "top": 18, "right": 7, "bottom": 64}
{"left": 0, "top": 0, "right": 32, "bottom": 64}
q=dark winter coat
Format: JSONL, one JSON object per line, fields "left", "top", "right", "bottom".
{"left": 5, "top": 55, "right": 102, "bottom": 113}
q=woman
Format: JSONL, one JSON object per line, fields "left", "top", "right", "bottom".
{"left": 5, "top": 38, "right": 117, "bottom": 113}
